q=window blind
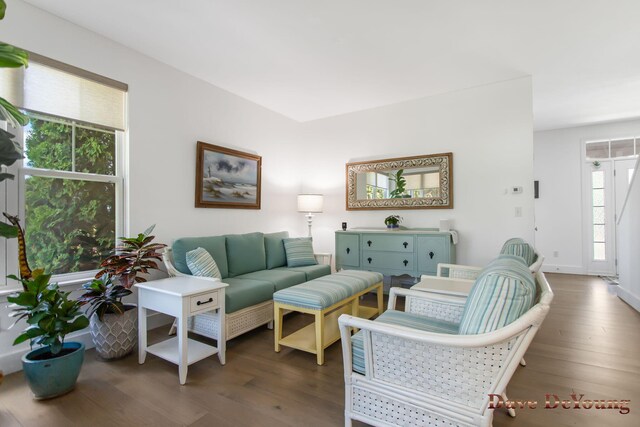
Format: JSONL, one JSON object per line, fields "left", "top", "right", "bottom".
{"left": 0, "top": 51, "right": 127, "bottom": 130}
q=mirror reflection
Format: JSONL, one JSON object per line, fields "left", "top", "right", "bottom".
{"left": 356, "top": 167, "right": 441, "bottom": 200}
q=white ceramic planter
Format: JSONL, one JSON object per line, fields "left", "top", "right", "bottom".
{"left": 89, "top": 304, "right": 137, "bottom": 360}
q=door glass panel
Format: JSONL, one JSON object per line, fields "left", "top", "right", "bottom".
{"left": 592, "top": 206, "right": 605, "bottom": 224}
{"left": 593, "top": 243, "right": 606, "bottom": 261}
{"left": 586, "top": 141, "right": 609, "bottom": 159}
{"left": 592, "top": 189, "right": 604, "bottom": 206}
{"left": 593, "top": 224, "right": 605, "bottom": 242}
{"left": 610, "top": 139, "right": 634, "bottom": 157}
{"left": 592, "top": 170, "right": 604, "bottom": 188}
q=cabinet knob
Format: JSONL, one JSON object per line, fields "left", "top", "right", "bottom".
{"left": 403, "top": 259, "right": 408, "bottom": 266}
{"left": 403, "top": 242, "right": 408, "bottom": 248}
{"left": 346, "top": 247, "right": 350, "bottom": 254}
{"left": 367, "top": 240, "right": 372, "bottom": 247}
{"left": 429, "top": 251, "right": 435, "bottom": 259}
{"left": 367, "top": 257, "right": 372, "bottom": 264}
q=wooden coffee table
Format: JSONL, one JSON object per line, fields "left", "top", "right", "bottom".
{"left": 410, "top": 275, "right": 474, "bottom": 297}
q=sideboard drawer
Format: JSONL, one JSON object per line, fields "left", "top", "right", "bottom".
{"left": 362, "top": 252, "right": 414, "bottom": 272}
{"left": 417, "top": 236, "right": 448, "bottom": 274}
{"left": 336, "top": 233, "right": 360, "bottom": 267}
{"left": 362, "top": 234, "right": 414, "bottom": 253}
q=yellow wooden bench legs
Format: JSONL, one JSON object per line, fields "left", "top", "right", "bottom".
{"left": 274, "top": 282, "right": 383, "bottom": 365}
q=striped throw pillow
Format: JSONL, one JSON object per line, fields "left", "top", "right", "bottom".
{"left": 500, "top": 241, "right": 537, "bottom": 266}
{"left": 186, "top": 247, "right": 221, "bottom": 279}
{"left": 458, "top": 259, "right": 536, "bottom": 335}
{"left": 283, "top": 237, "right": 317, "bottom": 267}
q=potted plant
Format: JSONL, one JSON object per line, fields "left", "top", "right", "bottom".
{"left": 97, "top": 225, "right": 167, "bottom": 288}
{"left": 8, "top": 271, "right": 89, "bottom": 399}
{"left": 384, "top": 215, "right": 402, "bottom": 229}
{"left": 78, "top": 274, "right": 135, "bottom": 359}
{"left": 390, "top": 169, "right": 411, "bottom": 198}
{"left": 79, "top": 225, "right": 166, "bottom": 360}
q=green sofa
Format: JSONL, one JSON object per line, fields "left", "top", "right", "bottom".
{"left": 163, "top": 231, "right": 331, "bottom": 341}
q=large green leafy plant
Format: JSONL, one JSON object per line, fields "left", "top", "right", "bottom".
{"left": 0, "top": 0, "right": 29, "bottom": 239}
{"left": 8, "top": 272, "right": 89, "bottom": 356}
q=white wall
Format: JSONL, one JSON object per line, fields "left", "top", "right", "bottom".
{"left": 300, "top": 77, "right": 535, "bottom": 266}
{"left": 617, "top": 157, "right": 640, "bottom": 311}
{"left": 0, "top": 1, "right": 535, "bottom": 372}
{"left": 534, "top": 119, "right": 640, "bottom": 273}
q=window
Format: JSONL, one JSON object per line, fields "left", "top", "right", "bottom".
{"left": 22, "top": 113, "right": 123, "bottom": 275}
{"left": 1, "top": 52, "right": 127, "bottom": 283}
{"left": 586, "top": 138, "right": 638, "bottom": 159}
{"left": 366, "top": 173, "right": 389, "bottom": 199}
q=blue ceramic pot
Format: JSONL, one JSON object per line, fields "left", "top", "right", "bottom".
{"left": 21, "top": 342, "right": 85, "bottom": 399}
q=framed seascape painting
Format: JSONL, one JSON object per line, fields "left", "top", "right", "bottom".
{"left": 195, "top": 141, "right": 262, "bottom": 209}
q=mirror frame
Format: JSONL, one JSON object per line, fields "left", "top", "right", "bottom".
{"left": 345, "top": 152, "right": 453, "bottom": 210}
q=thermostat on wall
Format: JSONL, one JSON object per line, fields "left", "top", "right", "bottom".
{"left": 511, "top": 186, "right": 523, "bottom": 194}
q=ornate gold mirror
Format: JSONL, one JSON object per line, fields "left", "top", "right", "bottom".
{"left": 346, "top": 152, "right": 453, "bottom": 210}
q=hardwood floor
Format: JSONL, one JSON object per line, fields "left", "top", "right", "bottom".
{"left": 1, "top": 273, "right": 638, "bottom": 426}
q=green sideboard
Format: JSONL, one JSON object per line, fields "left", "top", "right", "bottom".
{"left": 335, "top": 228, "right": 456, "bottom": 278}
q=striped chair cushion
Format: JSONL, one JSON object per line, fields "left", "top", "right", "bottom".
{"left": 500, "top": 240, "right": 537, "bottom": 266}
{"left": 273, "top": 270, "right": 382, "bottom": 310}
{"left": 186, "top": 247, "right": 221, "bottom": 279}
{"left": 351, "top": 310, "right": 459, "bottom": 374}
{"left": 500, "top": 237, "right": 525, "bottom": 252}
{"left": 283, "top": 237, "right": 318, "bottom": 267}
{"left": 458, "top": 258, "right": 536, "bottom": 335}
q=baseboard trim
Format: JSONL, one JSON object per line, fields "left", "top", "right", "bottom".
{"left": 617, "top": 286, "right": 640, "bottom": 313}
{"left": 0, "top": 311, "right": 173, "bottom": 375}
{"left": 541, "top": 264, "right": 586, "bottom": 275}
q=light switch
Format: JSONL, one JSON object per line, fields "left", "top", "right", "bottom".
{"left": 515, "top": 207, "right": 522, "bottom": 217}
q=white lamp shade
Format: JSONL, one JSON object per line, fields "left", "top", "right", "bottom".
{"left": 297, "top": 194, "right": 323, "bottom": 213}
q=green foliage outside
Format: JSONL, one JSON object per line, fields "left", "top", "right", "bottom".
{"left": 24, "top": 115, "right": 116, "bottom": 274}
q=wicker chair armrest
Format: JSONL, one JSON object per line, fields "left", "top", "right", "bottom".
{"left": 388, "top": 287, "right": 467, "bottom": 322}
{"left": 436, "top": 263, "right": 482, "bottom": 280}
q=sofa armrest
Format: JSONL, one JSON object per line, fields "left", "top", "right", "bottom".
{"left": 314, "top": 252, "right": 332, "bottom": 266}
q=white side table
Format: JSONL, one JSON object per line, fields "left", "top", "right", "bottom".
{"left": 136, "top": 276, "right": 227, "bottom": 385}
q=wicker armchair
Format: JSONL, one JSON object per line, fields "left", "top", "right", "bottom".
{"left": 338, "top": 271, "right": 553, "bottom": 427}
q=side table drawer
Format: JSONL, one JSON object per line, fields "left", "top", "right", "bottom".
{"left": 190, "top": 291, "right": 219, "bottom": 314}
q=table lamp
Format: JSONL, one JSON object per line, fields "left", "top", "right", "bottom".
{"left": 297, "top": 194, "right": 323, "bottom": 237}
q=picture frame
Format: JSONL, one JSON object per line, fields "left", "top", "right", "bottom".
{"left": 195, "top": 141, "right": 262, "bottom": 209}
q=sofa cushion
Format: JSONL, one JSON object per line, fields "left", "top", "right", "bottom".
{"left": 500, "top": 240, "right": 537, "bottom": 266}
{"left": 351, "top": 310, "right": 459, "bottom": 374}
{"left": 186, "top": 247, "right": 221, "bottom": 279}
{"left": 283, "top": 237, "right": 317, "bottom": 267}
{"left": 264, "top": 231, "right": 289, "bottom": 269}
{"left": 226, "top": 232, "right": 267, "bottom": 277}
{"left": 236, "top": 269, "right": 306, "bottom": 291}
{"left": 274, "top": 264, "right": 331, "bottom": 281}
{"left": 172, "top": 236, "right": 228, "bottom": 278}
{"left": 458, "top": 258, "right": 536, "bottom": 335}
{"left": 222, "top": 277, "right": 275, "bottom": 313}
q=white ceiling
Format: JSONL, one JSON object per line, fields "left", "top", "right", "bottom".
{"left": 23, "top": 0, "right": 640, "bottom": 130}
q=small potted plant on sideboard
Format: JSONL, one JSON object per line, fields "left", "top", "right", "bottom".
{"left": 384, "top": 215, "right": 403, "bottom": 230}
